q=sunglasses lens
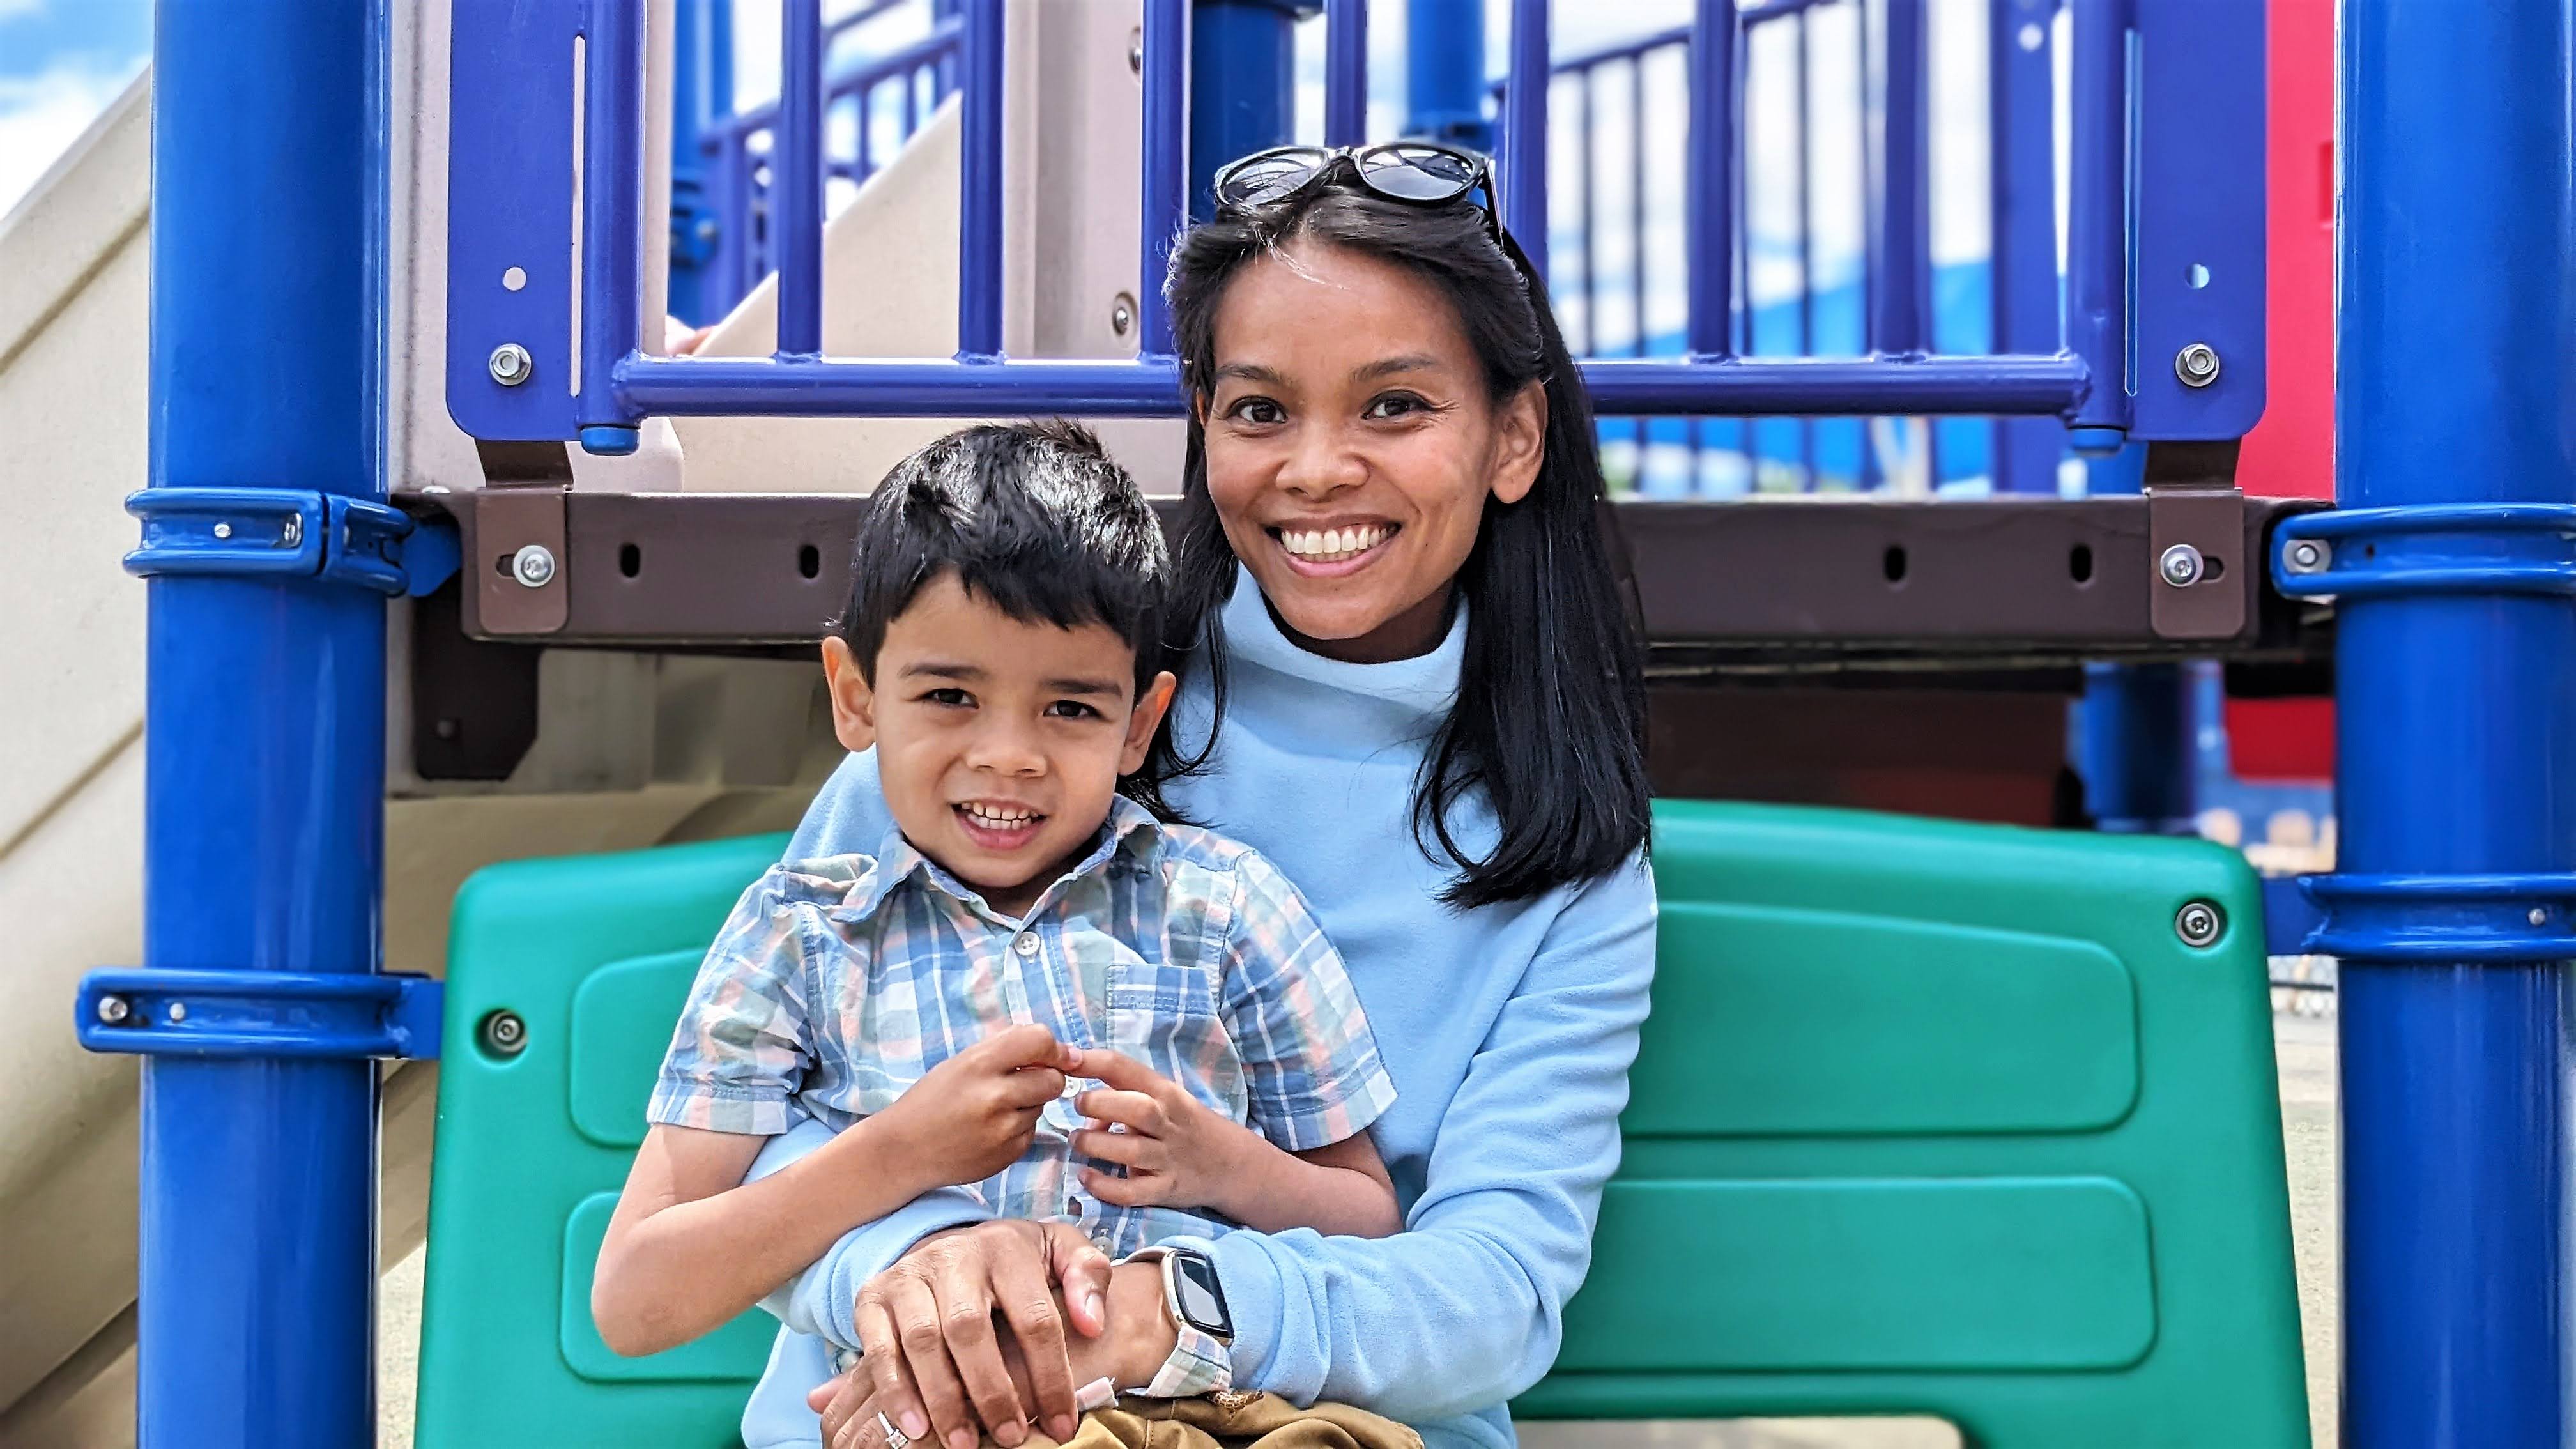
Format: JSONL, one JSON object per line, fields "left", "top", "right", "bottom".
{"left": 1358, "top": 145, "right": 1480, "bottom": 201}
{"left": 1216, "top": 149, "right": 1331, "bottom": 208}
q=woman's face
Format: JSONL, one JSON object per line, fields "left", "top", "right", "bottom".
{"left": 1199, "top": 241, "right": 1546, "bottom": 663}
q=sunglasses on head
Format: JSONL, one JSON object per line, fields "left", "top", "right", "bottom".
{"left": 1211, "top": 142, "right": 1503, "bottom": 243}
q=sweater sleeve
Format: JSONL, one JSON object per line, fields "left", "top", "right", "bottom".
{"left": 786, "top": 750, "right": 890, "bottom": 861}
{"left": 1169, "top": 854, "right": 1657, "bottom": 1418}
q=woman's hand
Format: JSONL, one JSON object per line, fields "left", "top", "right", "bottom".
{"left": 848, "top": 1218, "right": 1113, "bottom": 1449}
{"left": 817, "top": 1259, "right": 1179, "bottom": 1448}
{"left": 1068, "top": 1048, "right": 1259, "bottom": 1216}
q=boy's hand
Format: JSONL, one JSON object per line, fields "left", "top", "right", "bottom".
{"left": 877, "top": 1024, "right": 1080, "bottom": 1190}
{"left": 1067, "top": 1048, "right": 1257, "bottom": 1214}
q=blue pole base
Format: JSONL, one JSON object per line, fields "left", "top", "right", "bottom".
{"left": 579, "top": 424, "right": 641, "bottom": 456}
{"left": 2068, "top": 425, "right": 2128, "bottom": 457}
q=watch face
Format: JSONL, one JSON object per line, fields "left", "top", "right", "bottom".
{"left": 1170, "top": 1250, "right": 1233, "bottom": 1340}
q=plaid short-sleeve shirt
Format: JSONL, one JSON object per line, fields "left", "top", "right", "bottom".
{"left": 648, "top": 795, "right": 1398, "bottom": 1262}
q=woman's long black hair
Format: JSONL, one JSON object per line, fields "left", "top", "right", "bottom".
{"left": 1133, "top": 165, "right": 1652, "bottom": 909}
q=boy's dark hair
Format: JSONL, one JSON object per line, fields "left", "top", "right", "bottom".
{"left": 836, "top": 420, "right": 1169, "bottom": 705}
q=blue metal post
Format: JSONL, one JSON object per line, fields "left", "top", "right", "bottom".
{"left": 1499, "top": 0, "right": 1547, "bottom": 280}
{"left": 776, "top": 0, "right": 826, "bottom": 358}
{"left": 2336, "top": 1, "right": 2576, "bottom": 1441}
{"left": 1871, "top": 0, "right": 1931, "bottom": 356}
{"left": 1190, "top": 1, "right": 1305, "bottom": 222}
{"left": 958, "top": 0, "right": 1005, "bottom": 360}
{"left": 1685, "top": 0, "right": 1735, "bottom": 360}
{"left": 2064, "top": 0, "right": 2129, "bottom": 452}
{"left": 1323, "top": 0, "right": 1367, "bottom": 148}
{"left": 1139, "top": 0, "right": 1188, "bottom": 356}
{"left": 139, "top": 1, "right": 385, "bottom": 1442}
{"left": 667, "top": 0, "right": 733, "bottom": 325}
{"left": 1405, "top": 0, "right": 1489, "bottom": 150}
{"left": 1988, "top": 0, "right": 2060, "bottom": 493}
{"left": 2074, "top": 443, "right": 2193, "bottom": 833}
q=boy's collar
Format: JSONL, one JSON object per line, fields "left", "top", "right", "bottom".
{"left": 838, "top": 795, "right": 1163, "bottom": 924}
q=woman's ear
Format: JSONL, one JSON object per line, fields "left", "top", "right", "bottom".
{"left": 1489, "top": 379, "right": 1549, "bottom": 506}
{"left": 1120, "top": 670, "right": 1180, "bottom": 775}
{"left": 820, "top": 636, "right": 878, "bottom": 753}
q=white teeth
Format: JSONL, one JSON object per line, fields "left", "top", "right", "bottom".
{"left": 1280, "top": 525, "right": 1391, "bottom": 561}
{"left": 962, "top": 804, "right": 1036, "bottom": 827}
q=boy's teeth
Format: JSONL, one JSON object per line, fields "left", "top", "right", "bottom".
{"left": 963, "top": 804, "right": 1036, "bottom": 825}
{"left": 1282, "top": 524, "right": 1390, "bottom": 560}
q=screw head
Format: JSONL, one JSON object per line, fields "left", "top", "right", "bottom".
{"left": 511, "top": 543, "right": 557, "bottom": 588}
{"left": 1127, "top": 27, "right": 1144, "bottom": 74}
{"left": 480, "top": 1009, "right": 528, "bottom": 1057}
{"left": 2285, "top": 538, "right": 2329, "bottom": 575}
{"left": 2533, "top": 907, "right": 2551, "bottom": 928}
{"left": 2174, "top": 342, "right": 2221, "bottom": 388}
{"left": 167, "top": 1001, "right": 188, "bottom": 1023}
{"left": 96, "top": 995, "right": 130, "bottom": 1025}
{"left": 280, "top": 512, "right": 303, "bottom": 548}
{"left": 488, "top": 342, "right": 534, "bottom": 387}
{"left": 2159, "top": 543, "right": 2205, "bottom": 588}
{"left": 2175, "top": 900, "right": 2225, "bottom": 947}
{"left": 1110, "top": 291, "right": 1137, "bottom": 337}
{"left": 211, "top": 522, "right": 233, "bottom": 540}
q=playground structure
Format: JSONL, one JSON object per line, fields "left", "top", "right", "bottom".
{"left": 0, "top": 0, "right": 2562, "bottom": 1443}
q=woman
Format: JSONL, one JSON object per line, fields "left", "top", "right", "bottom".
{"left": 756, "top": 145, "right": 1655, "bottom": 1449}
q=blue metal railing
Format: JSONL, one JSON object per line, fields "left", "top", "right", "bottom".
{"left": 696, "top": 4, "right": 962, "bottom": 319}
{"left": 443, "top": 0, "right": 2261, "bottom": 459}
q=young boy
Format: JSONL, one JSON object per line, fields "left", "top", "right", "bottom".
{"left": 591, "top": 422, "right": 1402, "bottom": 1432}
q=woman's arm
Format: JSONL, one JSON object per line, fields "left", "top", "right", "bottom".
{"left": 1171, "top": 859, "right": 1656, "bottom": 1418}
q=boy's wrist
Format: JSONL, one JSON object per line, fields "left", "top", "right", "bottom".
{"left": 1190, "top": 1116, "right": 1272, "bottom": 1222}
{"left": 828, "top": 1108, "right": 946, "bottom": 1202}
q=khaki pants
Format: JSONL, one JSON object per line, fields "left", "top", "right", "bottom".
{"left": 1029, "top": 1393, "right": 1422, "bottom": 1449}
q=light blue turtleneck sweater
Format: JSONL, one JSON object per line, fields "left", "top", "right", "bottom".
{"left": 738, "top": 576, "right": 1657, "bottom": 1449}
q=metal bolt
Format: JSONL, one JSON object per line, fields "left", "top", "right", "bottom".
{"left": 2533, "top": 907, "right": 2551, "bottom": 928}
{"left": 2159, "top": 543, "right": 2205, "bottom": 588}
{"left": 167, "top": 1001, "right": 188, "bottom": 1023}
{"left": 281, "top": 512, "right": 303, "bottom": 548}
{"left": 2284, "top": 539, "right": 2329, "bottom": 575}
{"left": 480, "top": 1009, "right": 528, "bottom": 1057}
{"left": 1128, "top": 27, "right": 1144, "bottom": 75}
{"left": 488, "top": 342, "right": 534, "bottom": 387}
{"left": 96, "top": 995, "right": 131, "bottom": 1025}
{"left": 2174, "top": 342, "right": 2221, "bottom": 388}
{"left": 511, "top": 543, "right": 557, "bottom": 588}
{"left": 212, "top": 522, "right": 233, "bottom": 540}
{"left": 1110, "top": 291, "right": 1137, "bottom": 338}
{"left": 2175, "top": 900, "right": 2225, "bottom": 947}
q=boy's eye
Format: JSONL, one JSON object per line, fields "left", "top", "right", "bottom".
{"left": 920, "top": 687, "right": 973, "bottom": 707}
{"left": 1045, "top": 700, "right": 1103, "bottom": 721}
{"left": 1224, "top": 397, "right": 1285, "bottom": 426}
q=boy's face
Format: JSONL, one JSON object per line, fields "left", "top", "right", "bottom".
{"left": 823, "top": 572, "right": 1176, "bottom": 916}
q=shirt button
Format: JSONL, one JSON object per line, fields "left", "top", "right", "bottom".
{"left": 1066, "top": 1196, "right": 1081, "bottom": 1215}
{"left": 1013, "top": 932, "right": 1040, "bottom": 958}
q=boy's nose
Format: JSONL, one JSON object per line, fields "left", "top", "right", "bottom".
{"left": 963, "top": 724, "right": 1047, "bottom": 776}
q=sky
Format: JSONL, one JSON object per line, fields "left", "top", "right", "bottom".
{"left": 0, "top": 0, "right": 149, "bottom": 221}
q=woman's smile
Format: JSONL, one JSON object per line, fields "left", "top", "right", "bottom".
{"left": 1269, "top": 519, "right": 1400, "bottom": 574}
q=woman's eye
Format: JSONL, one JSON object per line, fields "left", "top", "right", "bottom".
{"left": 1045, "top": 700, "right": 1103, "bottom": 721}
{"left": 1224, "top": 397, "right": 1285, "bottom": 426}
{"left": 1364, "top": 392, "right": 1429, "bottom": 420}
{"left": 921, "top": 687, "right": 973, "bottom": 707}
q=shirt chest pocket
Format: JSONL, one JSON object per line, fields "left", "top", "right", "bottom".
{"left": 1103, "top": 954, "right": 1245, "bottom": 1122}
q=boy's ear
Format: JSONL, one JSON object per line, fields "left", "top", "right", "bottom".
{"left": 1119, "top": 670, "right": 1179, "bottom": 776}
{"left": 821, "top": 636, "right": 878, "bottom": 753}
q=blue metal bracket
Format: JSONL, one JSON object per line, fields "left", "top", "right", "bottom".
{"left": 76, "top": 969, "right": 443, "bottom": 1061}
{"left": 2273, "top": 503, "right": 2576, "bottom": 601}
{"left": 2260, "top": 874, "right": 2326, "bottom": 958}
{"left": 2297, "top": 874, "right": 2576, "bottom": 965}
{"left": 126, "top": 488, "right": 460, "bottom": 598}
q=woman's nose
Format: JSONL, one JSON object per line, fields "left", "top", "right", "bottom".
{"left": 1277, "top": 426, "right": 1365, "bottom": 499}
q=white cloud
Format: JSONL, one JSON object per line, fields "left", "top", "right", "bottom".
{"left": 0, "top": 0, "right": 54, "bottom": 20}
{"left": 0, "top": 56, "right": 142, "bottom": 221}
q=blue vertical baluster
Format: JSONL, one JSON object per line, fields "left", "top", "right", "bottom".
{"left": 1872, "top": 0, "right": 1930, "bottom": 357}
{"left": 1191, "top": 1, "right": 1300, "bottom": 224}
{"left": 1630, "top": 51, "right": 1653, "bottom": 482}
{"left": 668, "top": 0, "right": 734, "bottom": 326}
{"left": 2334, "top": 0, "right": 2576, "bottom": 1443}
{"left": 1794, "top": 8, "right": 1816, "bottom": 485}
{"left": 135, "top": 2, "right": 385, "bottom": 1442}
{"left": 957, "top": 0, "right": 1005, "bottom": 360}
{"left": 1576, "top": 66, "right": 1597, "bottom": 356}
{"left": 1686, "top": 0, "right": 1734, "bottom": 360}
{"left": 1325, "top": 0, "right": 1368, "bottom": 148}
{"left": 1407, "top": 0, "right": 1490, "bottom": 150}
{"left": 579, "top": 0, "right": 646, "bottom": 454}
{"left": 2065, "top": 0, "right": 2129, "bottom": 451}
{"left": 1501, "top": 0, "right": 1548, "bottom": 280}
{"left": 1989, "top": 0, "right": 2062, "bottom": 493}
{"left": 1137, "top": 0, "right": 1187, "bottom": 357}
{"left": 776, "top": 0, "right": 825, "bottom": 357}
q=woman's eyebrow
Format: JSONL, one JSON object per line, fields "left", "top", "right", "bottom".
{"left": 1211, "top": 361, "right": 1285, "bottom": 387}
{"left": 1353, "top": 354, "right": 1445, "bottom": 382}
